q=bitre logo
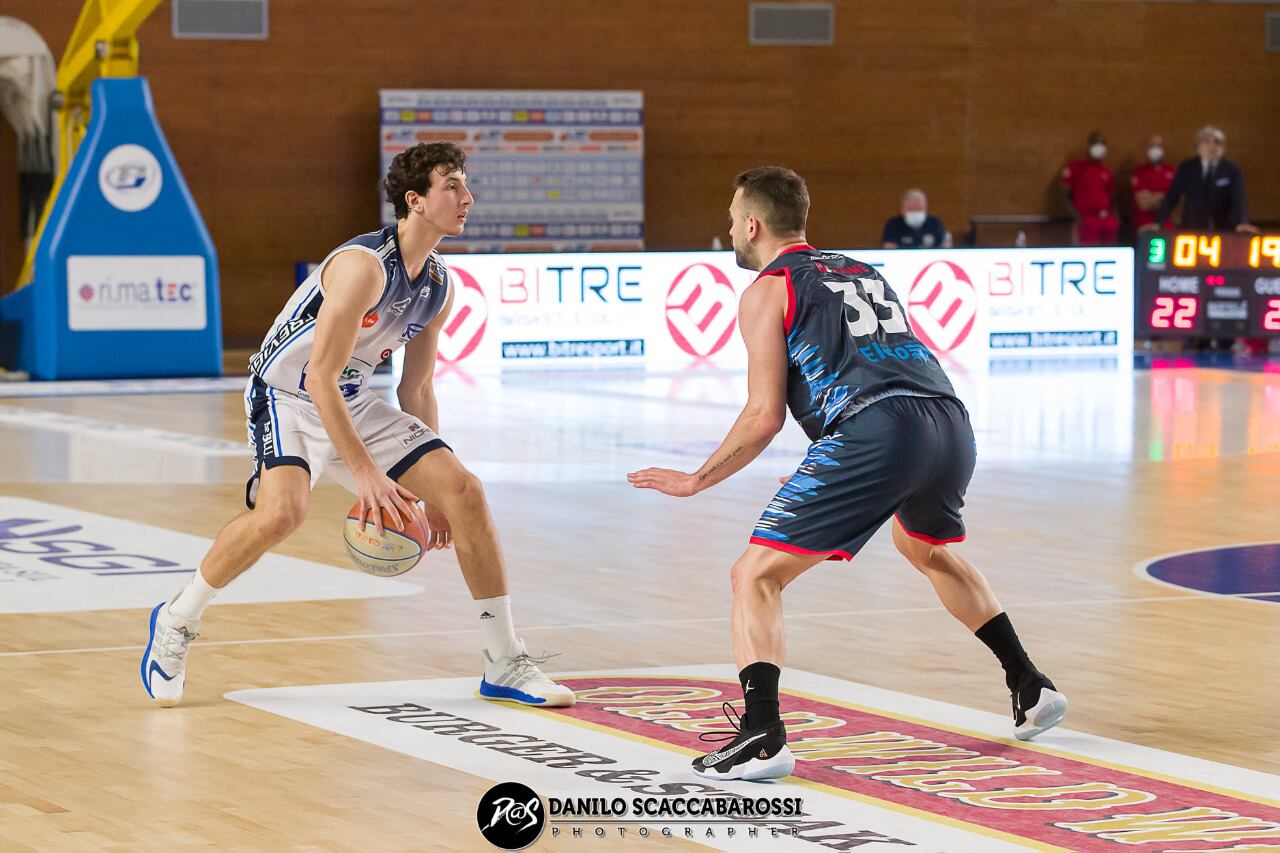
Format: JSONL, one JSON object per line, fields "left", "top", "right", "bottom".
{"left": 438, "top": 265, "right": 487, "bottom": 362}
{"left": 907, "top": 261, "right": 978, "bottom": 352}
{"left": 476, "top": 782, "right": 545, "bottom": 850}
{"left": 666, "top": 263, "right": 738, "bottom": 357}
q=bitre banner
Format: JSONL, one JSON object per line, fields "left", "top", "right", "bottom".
{"left": 403, "top": 247, "right": 1134, "bottom": 372}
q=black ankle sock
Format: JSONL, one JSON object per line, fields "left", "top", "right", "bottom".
{"left": 739, "top": 662, "right": 781, "bottom": 728}
{"left": 975, "top": 612, "right": 1038, "bottom": 691}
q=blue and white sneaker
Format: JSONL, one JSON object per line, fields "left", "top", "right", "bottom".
{"left": 141, "top": 599, "right": 199, "bottom": 707}
{"left": 478, "top": 642, "right": 575, "bottom": 707}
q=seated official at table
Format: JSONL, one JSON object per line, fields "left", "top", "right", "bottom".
{"left": 882, "top": 189, "right": 951, "bottom": 249}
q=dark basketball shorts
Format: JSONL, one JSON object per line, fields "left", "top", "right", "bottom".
{"left": 751, "top": 394, "right": 976, "bottom": 561}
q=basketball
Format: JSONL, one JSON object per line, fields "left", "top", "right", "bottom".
{"left": 342, "top": 502, "right": 429, "bottom": 576}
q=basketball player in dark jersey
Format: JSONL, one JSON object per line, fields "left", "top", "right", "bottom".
{"left": 629, "top": 167, "right": 1066, "bottom": 781}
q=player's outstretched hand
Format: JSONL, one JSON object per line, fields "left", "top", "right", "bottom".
{"left": 422, "top": 502, "right": 453, "bottom": 551}
{"left": 355, "top": 470, "right": 420, "bottom": 536}
{"left": 627, "top": 467, "right": 699, "bottom": 497}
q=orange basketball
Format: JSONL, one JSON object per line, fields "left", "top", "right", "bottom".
{"left": 342, "top": 502, "right": 429, "bottom": 576}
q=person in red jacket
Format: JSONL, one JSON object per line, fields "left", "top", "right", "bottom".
{"left": 1130, "top": 134, "right": 1175, "bottom": 231}
{"left": 1061, "top": 131, "right": 1118, "bottom": 246}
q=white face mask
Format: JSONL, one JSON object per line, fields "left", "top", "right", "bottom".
{"left": 1089, "top": 143, "right": 1107, "bottom": 160}
{"left": 903, "top": 211, "right": 927, "bottom": 229}
{"left": 1147, "top": 146, "right": 1164, "bottom": 163}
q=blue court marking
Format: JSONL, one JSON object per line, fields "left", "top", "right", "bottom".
{"left": 1134, "top": 542, "right": 1280, "bottom": 604}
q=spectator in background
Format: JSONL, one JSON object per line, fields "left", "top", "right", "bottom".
{"left": 882, "top": 189, "right": 951, "bottom": 249}
{"left": 1061, "top": 131, "right": 1118, "bottom": 246}
{"left": 1146, "top": 126, "right": 1256, "bottom": 233}
{"left": 1130, "top": 134, "right": 1175, "bottom": 231}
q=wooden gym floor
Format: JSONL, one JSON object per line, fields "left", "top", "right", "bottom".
{"left": 1, "top": 356, "right": 1277, "bottom": 850}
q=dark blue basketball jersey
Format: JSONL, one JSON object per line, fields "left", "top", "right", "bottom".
{"left": 759, "top": 245, "right": 957, "bottom": 441}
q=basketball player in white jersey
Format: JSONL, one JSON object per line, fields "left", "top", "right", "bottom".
{"left": 141, "top": 143, "right": 574, "bottom": 709}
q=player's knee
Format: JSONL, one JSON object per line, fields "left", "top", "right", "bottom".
{"left": 255, "top": 496, "right": 308, "bottom": 541}
{"left": 458, "top": 471, "right": 481, "bottom": 504}
{"left": 454, "top": 470, "right": 486, "bottom": 509}
{"left": 893, "top": 526, "right": 934, "bottom": 572}
{"left": 900, "top": 539, "right": 960, "bottom": 577}
{"left": 730, "top": 556, "right": 781, "bottom": 594}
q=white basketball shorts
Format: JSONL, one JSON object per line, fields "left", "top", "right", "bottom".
{"left": 243, "top": 376, "right": 448, "bottom": 508}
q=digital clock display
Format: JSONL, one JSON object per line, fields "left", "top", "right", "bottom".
{"left": 1146, "top": 234, "right": 1280, "bottom": 270}
{"left": 1138, "top": 233, "right": 1280, "bottom": 338}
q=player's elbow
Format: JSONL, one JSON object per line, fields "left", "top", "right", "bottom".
{"left": 750, "top": 409, "right": 786, "bottom": 441}
{"left": 397, "top": 388, "right": 429, "bottom": 412}
{"left": 302, "top": 367, "right": 338, "bottom": 401}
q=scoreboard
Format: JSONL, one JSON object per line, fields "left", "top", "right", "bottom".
{"left": 1137, "top": 232, "right": 1280, "bottom": 337}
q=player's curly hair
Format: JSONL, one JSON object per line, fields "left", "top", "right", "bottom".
{"left": 734, "top": 166, "right": 809, "bottom": 236}
{"left": 384, "top": 142, "right": 468, "bottom": 220}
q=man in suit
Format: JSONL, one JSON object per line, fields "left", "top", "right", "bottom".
{"left": 1146, "top": 126, "right": 1256, "bottom": 233}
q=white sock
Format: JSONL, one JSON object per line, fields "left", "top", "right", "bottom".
{"left": 170, "top": 570, "right": 220, "bottom": 621}
{"left": 476, "top": 595, "right": 521, "bottom": 660}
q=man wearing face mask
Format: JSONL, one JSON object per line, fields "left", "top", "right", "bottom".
{"left": 1061, "top": 132, "right": 1118, "bottom": 246}
{"left": 1130, "top": 135, "right": 1175, "bottom": 232}
{"left": 1145, "top": 126, "right": 1256, "bottom": 234}
{"left": 881, "top": 189, "right": 951, "bottom": 249}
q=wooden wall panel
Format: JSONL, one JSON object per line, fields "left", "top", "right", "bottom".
{"left": 1, "top": 0, "right": 1276, "bottom": 341}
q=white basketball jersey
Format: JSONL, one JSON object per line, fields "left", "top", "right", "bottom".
{"left": 249, "top": 226, "right": 451, "bottom": 402}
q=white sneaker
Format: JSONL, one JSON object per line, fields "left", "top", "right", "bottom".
{"left": 478, "top": 641, "right": 575, "bottom": 707}
{"left": 141, "top": 600, "right": 199, "bottom": 707}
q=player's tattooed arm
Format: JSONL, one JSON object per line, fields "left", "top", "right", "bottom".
{"left": 628, "top": 280, "right": 787, "bottom": 497}
{"left": 700, "top": 446, "right": 744, "bottom": 482}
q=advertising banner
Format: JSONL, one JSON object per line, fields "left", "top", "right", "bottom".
{"left": 416, "top": 247, "right": 1134, "bottom": 372}
{"left": 66, "top": 255, "right": 206, "bottom": 331}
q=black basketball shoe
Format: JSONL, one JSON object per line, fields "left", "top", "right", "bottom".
{"left": 1012, "top": 671, "right": 1068, "bottom": 741}
{"left": 691, "top": 703, "right": 795, "bottom": 781}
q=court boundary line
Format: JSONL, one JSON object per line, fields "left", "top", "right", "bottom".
{"left": 2, "top": 589, "right": 1274, "bottom": 658}
{"left": 0, "top": 403, "right": 246, "bottom": 456}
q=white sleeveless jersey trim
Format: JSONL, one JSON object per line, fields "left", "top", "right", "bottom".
{"left": 248, "top": 225, "right": 450, "bottom": 404}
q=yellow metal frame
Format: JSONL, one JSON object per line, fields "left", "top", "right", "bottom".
{"left": 14, "top": 0, "right": 164, "bottom": 290}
